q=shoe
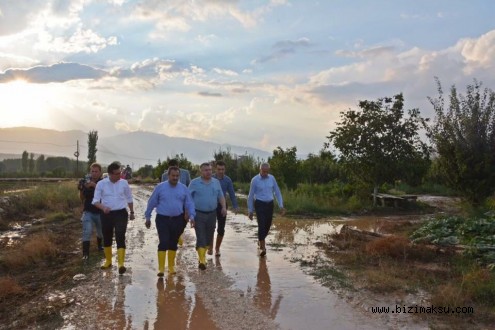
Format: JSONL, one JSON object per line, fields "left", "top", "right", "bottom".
{"left": 207, "top": 249, "right": 213, "bottom": 255}
{"left": 198, "top": 263, "right": 206, "bottom": 270}
{"left": 157, "top": 272, "right": 164, "bottom": 277}
{"left": 215, "top": 250, "right": 221, "bottom": 257}
{"left": 260, "top": 249, "right": 266, "bottom": 257}
{"left": 119, "top": 266, "right": 127, "bottom": 275}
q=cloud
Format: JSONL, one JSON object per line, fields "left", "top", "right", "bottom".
{"left": 198, "top": 91, "right": 223, "bottom": 97}
{"left": 456, "top": 30, "right": 495, "bottom": 73}
{"left": 35, "top": 27, "right": 118, "bottom": 54}
{"left": 335, "top": 45, "right": 396, "bottom": 58}
{"left": 0, "top": 62, "right": 107, "bottom": 83}
{"left": 252, "top": 37, "right": 313, "bottom": 64}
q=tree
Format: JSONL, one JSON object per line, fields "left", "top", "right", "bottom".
{"left": 268, "top": 146, "right": 300, "bottom": 190}
{"left": 28, "top": 153, "right": 35, "bottom": 173}
{"left": 326, "top": 94, "right": 430, "bottom": 205}
{"left": 301, "top": 149, "right": 340, "bottom": 184}
{"left": 21, "top": 151, "right": 28, "bottom": 173}
{"left": 87, "top": 130, "right": 98, "bottom": 169}
{"left": 36, "top": 154, "right": 46, "bottom": 174}
{"left": 427, "top": 79, "right": 495, "bottom": 205}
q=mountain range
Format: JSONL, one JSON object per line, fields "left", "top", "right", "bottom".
{"left": 0, "top": 127, "right": 271, "bottom": 168}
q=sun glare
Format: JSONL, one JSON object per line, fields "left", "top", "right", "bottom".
{"left": 0, "top": 79, "right": 53, "bottom": 127}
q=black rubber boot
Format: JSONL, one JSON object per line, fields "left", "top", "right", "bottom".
{"left": 82, "top": 241, "right": 90, "bottom": 260}
{"left": 97, "top": 237, "right": 103, "bottom": 251}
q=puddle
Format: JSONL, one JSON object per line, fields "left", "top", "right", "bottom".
{"left": 62, "top": 186, "right": 426, "bottom": 329}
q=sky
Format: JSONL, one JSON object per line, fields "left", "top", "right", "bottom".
{"left": 1, "top": 0, "right": 495, "bottom": 156}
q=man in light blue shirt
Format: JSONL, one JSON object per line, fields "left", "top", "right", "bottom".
{"left": 145, "top": 166, "right": 195, "bottom": 276}
{"left": 248, "top": 163, "right": 285, "bottom": 257}
{"left": 211, "top": 160, "right": 239, "bottom": 256}
{"left": 161, "top": 158, "right": 191, "bottom": 185}
{"left": 189, "top": 162, "right": 226, "bottom": 270}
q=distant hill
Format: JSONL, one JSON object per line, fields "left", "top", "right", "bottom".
{"left": 0, "top": 127, "right": 271, "bottom": 167}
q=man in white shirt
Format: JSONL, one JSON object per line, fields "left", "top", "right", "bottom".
{"left": 93, "top": 161, "right": 135, "bottom": 274}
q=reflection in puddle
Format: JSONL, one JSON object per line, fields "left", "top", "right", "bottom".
{"left": 154, "top": 276, "right": 217, "bottom": 330}
{"left": 254, "top": 258, "right": 282, "bottom": 320}
{"left": 219, "top": 214, "right": 424, "bottom": 329}
{"left": 96, "top": 277, "right": 133, "bottom": 329}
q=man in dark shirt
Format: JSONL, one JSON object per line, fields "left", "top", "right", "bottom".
{"left": 78, "top": 163, "right": 104, "bottom": 259}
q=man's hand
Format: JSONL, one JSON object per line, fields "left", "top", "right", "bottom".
{"left": 221, "top": 207, "right": 227, "bottom": 217}
{"left": 102, "top": 206, "right": 111, "bottom": 214}
{"left": 248, "top": 212, "right": 253, "bottom": 221}
{"left": 145, "top": 220, "right": 151, "bottom": 229}
{"left": 189, "top": 219, "right": 195, "bottom": 228}
{"left": 129, "top": 212, "right": 135, "bottom": 220}
{"left": 280, "top": 207, "right": 286, "bottom": 216}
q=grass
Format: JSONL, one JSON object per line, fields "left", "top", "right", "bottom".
{"left": 0, "top": 276, "right": 23, "bottom": 300}
{"left": 0, "top": 180, "right": 88, "bottom": 328}
{"left": 1, "top": 232, "right": 58, "bottom": 270}
{"left": 325, "top": 223, "right": 495, "bottom": 328}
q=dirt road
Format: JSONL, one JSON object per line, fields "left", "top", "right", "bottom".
{"left": 59, "top": 185, "right": 420, "bottom": 329}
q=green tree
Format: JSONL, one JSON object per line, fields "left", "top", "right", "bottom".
{"left": 427, "top": 79, "right": 495, "bottom": 205}
{"left": 268, "top": 146, "right": 300, "bottom": 190}
{"left": 87, "top": 130, "right": 98, "bottom": 169}
{"left": 21, "top": 150, "right": 28, "bottom": 173}
{"left": 28, "top": 153, "right": 35, "bottom": 173}
{"left": 327, "top": 94, "right": 430, "bottom": 205}
{"left": 36, "top": 154, "right": 46, "bottom": 174}
{"left": 136, "top": 164, "right": 154, "bottom": 178}
{"left": 236, "top": 154, "right": 260, "bottom": 183}
{"left": 301, "top": 149, "right": 340, "bottom": 184}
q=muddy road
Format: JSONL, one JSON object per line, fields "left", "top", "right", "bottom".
{"left": 60, "top": 185, "right": 425, "bottom": 330}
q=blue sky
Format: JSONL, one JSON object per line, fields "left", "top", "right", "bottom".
{"left": 1, "top": 0, "right": 494, "bottom": 156}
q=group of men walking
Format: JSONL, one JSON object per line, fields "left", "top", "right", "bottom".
{"left": 78, "top": 159, "right": 284, "bottom": 277}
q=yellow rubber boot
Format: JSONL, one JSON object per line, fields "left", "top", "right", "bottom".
{"left": 101, "top": 247, "right": 112, "bottom": 269}
{"left": 117, "top": 248, "right": 126, "bottom": 275}
{"left": 197, "top": 247, "right": 207, "bottom": 270}
{"left": 167, "top": 250, "right": 176, "bottom": 274}
{"left": 178, "top": 234, "right": 184, "bottom": 247}
{"left": 157, "top": 251, "right": 166, "bottom": 277}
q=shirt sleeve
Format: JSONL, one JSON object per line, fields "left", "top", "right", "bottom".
{"left": 124, "top": 182, "right": 133, "bottom": 204}
{"left": 227, "top": 178, "right": 238, "bottom": 208}
{"left": 144, "top": 185, "right": 159, "bottom": 219}
{"left": 184, "top": 187, "right": 196, "bottom": 220}
{"left": 247, "top": 177, "right": 255, "bottom": 213}
{"left": 272, "top": 176, "right": 284, "bottom": 208}
{"left": 92, "top": 181, "right": 102, "bottom": 205}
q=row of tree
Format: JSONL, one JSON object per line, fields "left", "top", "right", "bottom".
{"left": 1, "top": 79, "right": 493, "bottom": 207}
{"left": 0, "top": 153, "right": 88, "bottom": 177}
{"left": 136, "top": 78, "right": 495, "bottom": 206}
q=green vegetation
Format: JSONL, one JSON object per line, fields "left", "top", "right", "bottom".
{"left": 428, "top": 78, "right": 495, "bottom": 205}
{"left": 411, "top": 214, "right": 495, "bottom": 264}
{"left": 326, "top": 93, "right": 430, "bottom": 205}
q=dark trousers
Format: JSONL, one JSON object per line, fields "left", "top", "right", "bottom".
{"left": 155, "top": 214, "right": 187, "bottom": 251}
{"left": 216, "top": 203, "right": 228, "bottom": 236}
{"left": 254, "top": 200, "right": 274, "bottom": 241}
{"left": 101, "top": 209, "right": 128, "bottom": 248}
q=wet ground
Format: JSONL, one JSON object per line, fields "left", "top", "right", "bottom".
{"left": 60, "top": 186, "right": 434, "bottom": 329}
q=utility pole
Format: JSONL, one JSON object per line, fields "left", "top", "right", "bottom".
{"left": 74, "top": 140, "right": 80, "bottom": 177}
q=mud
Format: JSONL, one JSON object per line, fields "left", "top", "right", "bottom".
{"left": 59, "top": 185, "right": 431, "bottom": 329}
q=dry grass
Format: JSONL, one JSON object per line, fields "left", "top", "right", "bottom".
{"left": 2, "top": 233, "right": 58, "bottom": 270}
{"left": 0, "top": 276, "right": 23, "bottom": 299}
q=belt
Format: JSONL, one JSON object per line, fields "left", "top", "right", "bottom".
{"left": 255, "top": 200, "right": 273, "bottom": 204}
{"left": 109, "top": 208, "right": 127, "bottom": 213}
{"left": 195, "top": 209, "right": 216, "bottom": 214}
{"left": 157, "top": 214, "right": 182, "bottom": 220}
